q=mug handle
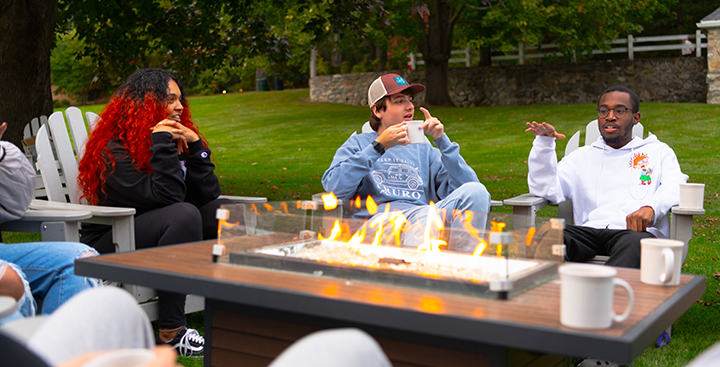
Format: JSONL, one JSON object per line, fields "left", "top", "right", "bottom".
{"left": 659, "top": 248, "right": 675, "bottom": 284}
{"left": 612, "top": 278, "right": 635, "bottom": 323}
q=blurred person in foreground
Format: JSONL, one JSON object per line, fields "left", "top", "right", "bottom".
{"left": 0, "top": 121, "right": 100, "bottom": 326}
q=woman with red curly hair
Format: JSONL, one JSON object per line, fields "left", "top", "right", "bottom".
{"left": 78, "top": 68, "right": 229, "bottom": 356}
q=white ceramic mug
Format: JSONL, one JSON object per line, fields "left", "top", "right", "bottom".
{"left": 559, "top": 264, "right": 634, "bottom": 329}
{"left": 81, "top": 349, "right": 154, "bottom": 367}
{"left": 679, "top": 183, "right": 705, "bottom": 210}
{"left": 640, "top": 238, "right": 684, "bottom": 286}
{"left": 406, "top": 120, "right": 425, "bottom": 144}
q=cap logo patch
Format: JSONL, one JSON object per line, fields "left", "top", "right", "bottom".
{"left": 393, "top": 76, "right": 408, "bottom": 86}
{"left": 201, "top": 152, "right": 209, "bottom": 158}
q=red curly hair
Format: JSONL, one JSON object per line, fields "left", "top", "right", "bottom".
{"left": 78, "top": 69, "right": 203, "bottom": 205}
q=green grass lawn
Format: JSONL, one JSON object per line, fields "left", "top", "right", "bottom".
{"left": 7, "top": 89, "right": 719, "bottom": 366}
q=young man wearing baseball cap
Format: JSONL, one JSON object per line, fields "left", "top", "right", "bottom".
{"left": 322, "top": 74, "right": 490, "bottom": 250}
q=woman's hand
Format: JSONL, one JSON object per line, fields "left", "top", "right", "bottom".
{"left": 152, "top": 120, "right": 199, "bottom": 154}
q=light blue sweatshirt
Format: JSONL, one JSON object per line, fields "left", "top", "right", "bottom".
{"left": 322, "top": 132, "right": 479, "bottom": 218}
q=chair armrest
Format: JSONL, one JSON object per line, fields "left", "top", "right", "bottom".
{"left": 29, "top": 200, "right": 136, "bottom": 253}
{"left": 670, "top": 205, "right": 704, "bottom": 264}
{"left": 0, "top": 210, "right": 94, "bottom": 242}
{"left": 671, "top": 206, "right": 705, "bottom": 216}
{"left": 219, "top": 195, "right": 267, "bottom": 204}
{"left": 503, "top": 194, "right": 550, "bottom": 229}
{"left": 503, "top": 193, "right": 548, "bottom": 208}
{"left": 30, "top": 199, "right": 135, "bottom": 217}
{"left": 14, "top": 209, "right": 93, "bottom": 222}
{"left": 490, "top": 200, "right": 503, "bottom": 208}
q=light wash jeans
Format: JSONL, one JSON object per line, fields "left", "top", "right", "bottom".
{"left": 0, "top": 242, "right": 100, "bottom": 325}
{"left": 369, "top": 182, "right": 492, "bottom": 251}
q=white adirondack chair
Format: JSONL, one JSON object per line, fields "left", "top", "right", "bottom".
{"left": 504, "top": 120, "right": 704, "bottom": 264}
{"left": 22, "top": 116, "right": 48, "bottom": 198}
{"left": 32, "top": 107, "right": 266, "bottom": 320}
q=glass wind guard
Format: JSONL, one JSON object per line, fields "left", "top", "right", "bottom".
{"left": 214, "top": 200, "right": 565, "bottom": 300}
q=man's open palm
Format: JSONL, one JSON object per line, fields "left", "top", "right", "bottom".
{"left": 525, "top": 121, "right": 566, "bottom": 139}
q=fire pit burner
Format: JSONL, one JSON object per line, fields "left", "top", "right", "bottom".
{"left": 228, "top": 238, "right": 558, "bottom": 299}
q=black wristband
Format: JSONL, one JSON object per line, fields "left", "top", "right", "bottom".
{"left": 372, "top": 140, "right": 385, "bottom": 155}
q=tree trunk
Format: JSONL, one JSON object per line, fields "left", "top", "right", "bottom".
{"left": 0, "top": 0, "right": 57, "bottom": 148}
{"left": 375, "top": 45, "right": 386, "bottom": 71}
{"left": 422, "top": 0, "right": 453, "bottom": 107}
{"left": 479, "top": 47, "right": 492, "bottom": 66}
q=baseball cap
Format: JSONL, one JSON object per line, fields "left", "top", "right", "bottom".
{"left": 367, "top": 74, "right": 425, "bottom": 108}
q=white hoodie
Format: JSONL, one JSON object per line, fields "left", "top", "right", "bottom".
{"left": 528, "top": 134, "right": 687, "bottom": 238}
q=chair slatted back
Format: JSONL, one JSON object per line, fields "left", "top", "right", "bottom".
{"left": 65, "top": 107, "right": 90, "bottom": 160}
{"left": 565, "top": 120, "right": 645, "bottom": 157}
{"left": 36, "top": 124, "right": 67, "bottom": 203}
{"left": 86, "top": 111, "right": 100, "bottom": 133}
{"left": 36, "top": 112, "right": 81, "bottom": 204}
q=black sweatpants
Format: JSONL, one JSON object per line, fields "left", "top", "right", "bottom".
{"left": 563, "top": 225, "right": 655, "bottom": 268}
{"left": 89, "top": 197, "right": 235, "bottom": 328}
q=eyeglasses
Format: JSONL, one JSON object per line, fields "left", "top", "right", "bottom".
{"left": 596, "top": 107, "right": 633, "bottom": 118}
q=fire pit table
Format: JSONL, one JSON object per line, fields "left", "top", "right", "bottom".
{"left": 73, "top": 200, "right": 705, "bottom": 367}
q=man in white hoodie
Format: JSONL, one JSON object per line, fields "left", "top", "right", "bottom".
{"left": 524, "top": 86, "right": 687, "bottom": 268}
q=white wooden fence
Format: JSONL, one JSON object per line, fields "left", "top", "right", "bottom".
{"left": 408, "top": 30, "right": 707, "bottom": 70}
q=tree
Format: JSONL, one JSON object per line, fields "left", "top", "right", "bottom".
{"left": 0, "top": 0, "right": 284, "bottom": 147}
{"left": 0, "top": 0, "right": 385, "bottom": 147}
{"left": 377, "top": 0, "right": 673, "bottom": 106}
{"left": 0, "top": 0, "right": 58, "bottom": 147}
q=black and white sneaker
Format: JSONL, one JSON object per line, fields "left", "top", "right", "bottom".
{"left": 165, "top": 327, "right": 204, "bottom": 356}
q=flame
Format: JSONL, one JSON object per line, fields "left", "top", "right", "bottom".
{"left": 416, "top": 203, "right": 446, "bottom": 252}
{"left": 354, "top": 195, "right": 362, "bottom": 209}
{"left": 263, "top": 203, "right": 282, "bottom": 213}
{"left": 322, "top": 193, "right": 338, "bottom": 210}
{"left": 296, "top": 200, "right": 302, "bottom": 209}
{"left": 491, "top": 221, "right": 506, "bottom": 232}
{"left": 367, "top": 195, "right": 378, "bottom": 215}
{"left": 216, "top": 219, "right": 240, "bottom": 237}
{"left": 319, "top": 219, "right": 342, "bottom": 241}
{"left": 389, "top": 211, "right": 408, "bottom": 246}
{"left": 526, "top": 227, "right": 536, "bottom": 246}
{"left": 347, "top": 222, "right": 367, "bottom": 246}
{"left": 472, "top": 239, "right": 488, "bottom": 257}
{"left": 491, "top": 221, "right": 507, "bottom": 257}
{"left": 249, "top": 204, "right": 260, "bottom": 216}
{"left": 280, "top": 202, "right": 294, "bottom": 215}
{"left": 459, "top": 210, "right": 488, "bottom": 257}
{"left": 369, "top": 206, "right": 390, "bottom": 246}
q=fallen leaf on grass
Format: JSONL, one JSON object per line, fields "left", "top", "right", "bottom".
{"left": 713, "top": 272, "right": 720, "bottom": 277}
{"left": 282, "top": 167, "right": 287, "bottom": 170}
{"left": 251, "top": 162, "right": 258, "bottom": 165}
{"left": 713, "top": 258, "right": 718, "bottom": 262}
